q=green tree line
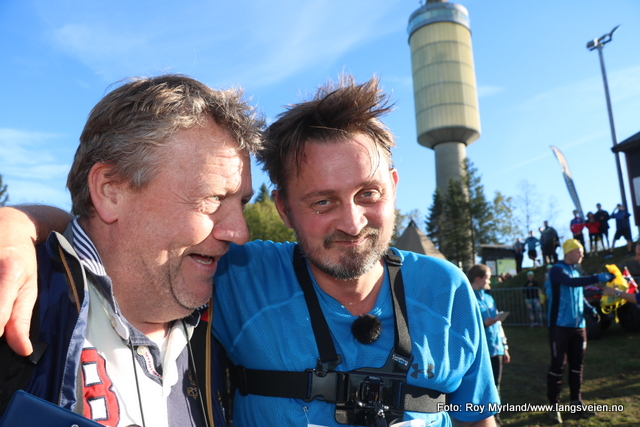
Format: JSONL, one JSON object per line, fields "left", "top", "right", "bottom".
{"left": 243, "top": 184, "right": 295, "bottom": 243}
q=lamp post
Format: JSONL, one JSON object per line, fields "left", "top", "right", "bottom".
{"left": 586, "top": 25, "right": 628, "bottom": 209}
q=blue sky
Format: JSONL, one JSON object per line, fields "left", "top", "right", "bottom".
{"left": 1, "top": 0, "right": 639, "bottom": 264}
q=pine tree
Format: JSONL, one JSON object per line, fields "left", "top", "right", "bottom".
{"left": 440, "top": 179, "right": 473, "bottom": 268}
{"left": 243, "top": 183, "right": 295, "bottom": 243}
{"left": 425, "top": 189, "right": 444, "bottom": 250}
{"left": 0, "top": 174, "right": 8, "bottom": 207}
{"left": 464, "top": 159, "right": 496, "bottom": 250}
{"left": 425, "top": 159, "right": 521, "bottom": 268}
{"left": 254, "top": 183, "right": 272, "bottom": 203}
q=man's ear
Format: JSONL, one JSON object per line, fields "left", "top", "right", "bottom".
{"left": 87, "top": 163, "right": 124, "bottom": 224}
{"left": 391, "top": 168, "right": 399, "bottom": 187}
{"left": 273, "top": 190, "right": 292, "bottom": 228}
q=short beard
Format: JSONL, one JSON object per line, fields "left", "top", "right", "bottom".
{"left": 297, "top": 228, "right": 389, "bottom": 281}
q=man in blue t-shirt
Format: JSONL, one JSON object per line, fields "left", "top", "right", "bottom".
{"left": 212, "top": 76, "right": 498, "bottom": 427}
{"left": 544, "top": 239, "right": 613, "bottom": 423}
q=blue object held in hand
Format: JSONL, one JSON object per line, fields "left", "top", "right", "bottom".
{"left": 0, "top": 390, "right": 102, "bottom": 426}
{"left": 597, "top": 273, "right": 614, "bottom": 283}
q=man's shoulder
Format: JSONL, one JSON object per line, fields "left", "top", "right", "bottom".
{"left": 38, "top": 225, "right": 82, "bottom": 269}
{"left": 225, "top": 240, "right": 295, "bottom": 261}
{"left": 391, "top": 248, "right": 466, "bottom": 283}
{"left": 392, "top": 248, "right": 453, "bottom": 268}
{"left": 549, "top": 262, "right": 569, "bottom": 275}
{"left": 217, "top": 241, "right": 297, "bottom": 284}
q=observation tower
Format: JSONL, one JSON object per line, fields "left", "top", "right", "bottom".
{"left": 408, "top": 0, "right": 480, "bottom": 192}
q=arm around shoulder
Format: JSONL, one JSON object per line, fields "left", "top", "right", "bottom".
{"left": 0, "top": 205, "right": 71, "bottom": 356}
{"left": 2, "top": 205, "right": 72, "bottom": 243}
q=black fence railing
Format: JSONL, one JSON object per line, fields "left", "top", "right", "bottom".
{"left": 488, "top": 287, "right": 547, "bottom": 327}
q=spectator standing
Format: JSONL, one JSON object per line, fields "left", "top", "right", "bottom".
{"left": 608, "top": 204, "right": 633, "bottom": 257}
{"left": 569, "top": 210, "right": 585, "bottom": 248}
{"left": 469, "top": 264, "right": 510, "bottom": 426}
{"left": 524, "top": 231, "right": 540, "bottom": 267}
{"left": 544, "top": 239, "right": 614, "bottom": 423}
{"left": 540, "top": 221, "right": 559, "bottom": 265}
{"left": 523, "top": 271, "right": 544, "bottom": 326}
{"left": 594, "top": 203, "right": 611, "bottom": 250}
{"left": 584, "top": 212, "right": 601, "bottom": 255}
{"left": 513, "top": 237, "right": 525, "bottom": 273}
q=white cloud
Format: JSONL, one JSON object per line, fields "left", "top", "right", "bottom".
{"left": 0, "top": 128, "right": 71, "bottom": 209}
{"left": 226, "top": 1, "right": 404, "bottom": 87}
{"left": 42, "top": 0, "right": 406, "bottom": 87}
{"left": 0, "top": 128, "right": 66, "bottom": 166}
{"left": 515, "top": 65, "right": 640, "bottom": 117}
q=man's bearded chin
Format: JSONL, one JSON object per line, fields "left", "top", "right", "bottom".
{"left": 300, "top": 228, "right": 390, "bottom": 281}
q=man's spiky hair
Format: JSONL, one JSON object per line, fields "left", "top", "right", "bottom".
{"left": 258, "top": 75, "right": 395, "bottom": 197}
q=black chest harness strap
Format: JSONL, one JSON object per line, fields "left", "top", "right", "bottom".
{"left": 234, "top": 246, "right": 448, "bottom": 425}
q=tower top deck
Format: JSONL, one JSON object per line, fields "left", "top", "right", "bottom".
{"left": 408, "top": 1, "right": 470, "bottom": 38}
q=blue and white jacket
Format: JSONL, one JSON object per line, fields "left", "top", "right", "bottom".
{"left": 545, "top": 261, "right": 599, "bottom": 328}
{"left": 0, "top": 221, "right": 226, "bottom": 426}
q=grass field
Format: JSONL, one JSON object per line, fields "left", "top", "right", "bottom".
{"left": 499, "top": 323, "right": 640, "bottom": 426}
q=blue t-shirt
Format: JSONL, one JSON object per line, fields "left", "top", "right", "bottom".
{"left": 524, "top": 237, "right": 539, "bottom": 251}
{"left": 612, "top": 210, "right": 631, "bottom": 230}
{"left": 474, "top": 290, "right": 505, "bottom": 357}
{"left": 213, "top": 241, "right": 499, "bottom": 426}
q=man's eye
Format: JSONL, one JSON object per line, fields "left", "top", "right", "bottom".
{"left": 201, "top": 196, "right": 222, "bottom": 214}
{"left": 359, "top": 190, "right": 381, "bottom": 203}
{"left": 312, "top": 200, "right": 334, "bottom": 214}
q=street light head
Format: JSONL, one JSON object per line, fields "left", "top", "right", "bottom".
{"left": 609, "top": 25, "right": 620, "bottom": 37}
{"left": 587, "top": 25, "right": 620, "bottom": 50}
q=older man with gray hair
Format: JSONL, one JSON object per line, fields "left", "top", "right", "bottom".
{"left": 0, "top": 74, "right": 262, "bottom": 426}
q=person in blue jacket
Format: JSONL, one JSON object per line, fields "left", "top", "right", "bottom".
{"left": 608, "top": 204, "right": 633, "bottom": 257}
{"left": 544, "top": 239, "right": 613, "bottom": 423}
{"left": 468, "top": 264, "right": 510, "bottom": 425}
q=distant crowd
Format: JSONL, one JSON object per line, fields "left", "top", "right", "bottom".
{"left": 511, "top": 203, "right": 635, "bottom": 273}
